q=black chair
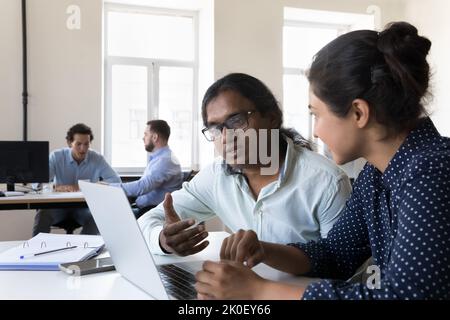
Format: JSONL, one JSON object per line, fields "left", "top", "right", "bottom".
{"left": 134, "top": 205, "right": 156, "bottom": 219}
{"left": 182, "top": 170, "right": 198, "bottom": 182}
{"left": 129, "top": 170, "right": 198, "bottom": 219}
{"left": 52, "top": 219, "right": 81, "bottom": 234}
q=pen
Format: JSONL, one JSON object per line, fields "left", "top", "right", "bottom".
{"left": 19, "top": 245, "right": 78, "bottom": 259}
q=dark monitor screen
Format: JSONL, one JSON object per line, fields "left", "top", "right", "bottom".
{"left": 0, "top": 141, "right": 49, "bottom": 190}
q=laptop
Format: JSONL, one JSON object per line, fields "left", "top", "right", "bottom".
{"left": 78, "top": 180, "right": 200, "bottom": 300}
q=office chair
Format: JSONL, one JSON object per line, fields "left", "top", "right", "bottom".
{"left": 134, "top": 205, "right": 156, "bottom": 219}
{"left": 52, "top": 219, "right": 81, "bottom": 234}
{"left": 182, "top": 170, "right": 198, "bottom": 182}
{"left": 130, "top": 171, "right": 199, "bottom": 219}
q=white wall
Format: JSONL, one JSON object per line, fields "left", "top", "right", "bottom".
{"left": 27, "top": 0, "right": 103, "bottom": 151}
{"left": 0, "top": 0, "right": 28, "bottom": 240}
{"left": 0, "top": 0, "right": 23, "bottom": 140}
{"left": 214, "top": 0, "right": 402, "bottom": 104}
{"left": 0, "top": 0, "right": 103, "bottom": 150}
{"left": 0, "top": 0, "right": 103, "bottom": 240}
{"left": 401, "top": 0, "right": 450, "bottom": 136}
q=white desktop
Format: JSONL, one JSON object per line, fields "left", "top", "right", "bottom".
{"left": 0, "top": 232, "right": 316, "bottom": 300}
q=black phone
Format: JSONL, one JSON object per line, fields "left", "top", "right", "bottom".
{"left": 59, "top": 257, "right": 115, "bottom": 276}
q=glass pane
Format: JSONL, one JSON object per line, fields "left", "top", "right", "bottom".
{"left": 108, "top": 11, "right": 194, "bottom": 61}
{"left": 111, "top": 65, "right": 148, "bottom": 168}
{"left": 283, "top": 26, "right": 338, "bottom": 69}
{"left": 283, "top": 74, "right": 311, "bottom": 139}
{"left": 158, "top": 67, "right": 193, "bottom": 168}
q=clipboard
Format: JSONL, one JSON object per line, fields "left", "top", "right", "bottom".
{"left": 0, "top": 233, "right": 104, "bottom": 271}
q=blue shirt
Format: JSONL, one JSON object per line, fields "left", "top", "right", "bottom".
{"left": 293, "top": 118, "right": 450, "bottom": 300}
{"left": 118, "top": 146, "right": 183, "bottom": 208}
{"left": 49, "top": 148, "right": 121, "bottom": 185}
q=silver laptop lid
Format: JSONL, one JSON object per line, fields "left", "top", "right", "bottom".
{"left": 79, "top": 180, "right": 169, "bottom": 300}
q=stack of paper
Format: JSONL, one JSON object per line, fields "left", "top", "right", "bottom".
{"left": 0, "top": 233, "right": 104, "bottom": 271}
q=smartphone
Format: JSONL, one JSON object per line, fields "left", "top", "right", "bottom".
{"left": 59, "top": 257, "right": 115, "bottom": 276}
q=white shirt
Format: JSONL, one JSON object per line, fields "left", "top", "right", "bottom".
{"left": 138, "top": 138, "right": 352, "bottom": 254}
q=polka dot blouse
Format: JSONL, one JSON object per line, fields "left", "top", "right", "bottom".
{"left": 291, "top": 118, "right": 450, "bottom": 299}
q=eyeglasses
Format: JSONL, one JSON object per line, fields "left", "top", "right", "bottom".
{"left": 202, "top": 110, "right": 257, "bottom": 142}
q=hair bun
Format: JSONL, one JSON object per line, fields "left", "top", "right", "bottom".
{"left": 378, "top": 21, "right": 431, "bottom": 60}
{"left": 377, "top": 21, "right": 431, "bottom": 99}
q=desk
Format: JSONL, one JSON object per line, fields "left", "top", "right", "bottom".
{"left": 0, "top": 232, "right": 316, "bottom": 299}
{"left": 0, "top": 192, "right": 86, "bottom": 210}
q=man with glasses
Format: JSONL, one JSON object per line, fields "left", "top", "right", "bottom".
{"left": 138, "top": 73, "right": 352, "bottom": 257}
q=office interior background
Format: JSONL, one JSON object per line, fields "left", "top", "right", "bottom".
{"left": 1, "top": 0, "right": 449, "bottom": 240}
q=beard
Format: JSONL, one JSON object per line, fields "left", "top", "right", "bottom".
{"left": 145, "top": 142, "right": 155, "bottom": 152}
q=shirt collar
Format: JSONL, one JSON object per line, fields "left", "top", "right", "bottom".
{"left": 66, "top": 148, "right": 89, "bottom": 165}
{"left": 278, "top": 136, "right": 295, "bottom": 185}
{"left": 381, "top": 117, "right": 441, "bottom": 190}
{"left": 149, "top": 146, "right": 170, "bottom": 160}
{"left": 231, "top": 134, "right": 293, "bottom": 189}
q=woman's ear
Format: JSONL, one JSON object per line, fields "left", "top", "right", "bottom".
{"left": 350, "top": 99, "right": 370, "bottom": 129}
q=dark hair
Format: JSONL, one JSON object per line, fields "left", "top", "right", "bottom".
{"left": 147, "top": 120, "right": 171, "bottom": 140}
{"left": 308, "top": 21, "right": 432, "bottom": 133}
{"left": 201, "top": 73, "right": 311, "bottom": 149}
{"left": 66, "top": 123, "right": 94, "bottom": 142}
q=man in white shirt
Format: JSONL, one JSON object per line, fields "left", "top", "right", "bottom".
{"left": 138, "top": 73, "right": 352, "bottom": 255}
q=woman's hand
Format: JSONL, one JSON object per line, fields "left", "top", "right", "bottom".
{"left": 220, "top": 230, "right": 265, "bottom": 268}
{"left": 195, "top": 260, "right": 267, "bottom": 300}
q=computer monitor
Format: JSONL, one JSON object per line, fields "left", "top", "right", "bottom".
{"left": 0, "top": 141, "right": 49, "bottom": 191}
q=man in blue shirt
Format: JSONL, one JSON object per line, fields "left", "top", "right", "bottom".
{"left": 32, "top": 123, "right": 121, "bottom": 235}
{"left": 112, "top": 120, "right": 183, "bottom": 217}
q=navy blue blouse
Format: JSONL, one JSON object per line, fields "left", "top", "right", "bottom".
{"left": 293, "top": 118, "right": 450, "bottom": 299}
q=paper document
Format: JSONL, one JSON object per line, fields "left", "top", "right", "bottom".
{"left": 0, "top": 233, "right": 104, "bottom": 271}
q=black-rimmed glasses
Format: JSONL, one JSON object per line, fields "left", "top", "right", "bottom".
{"left": 202, "top": 110, "right": 257, "bottom": 142}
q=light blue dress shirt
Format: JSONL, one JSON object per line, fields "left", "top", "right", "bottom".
{"left": 49, "top": 148, "right": 121, "bottom": 185}
{"left": 138, "top": 137, "right": 352, "bottom": 254}
{"left": 117, "top": 146, "right": 183, "bottom": 208}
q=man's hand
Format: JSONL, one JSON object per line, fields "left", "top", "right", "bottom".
{"left": 159, "top": 193, "right": 209, "bottom": 256}
{"left": 220, "top": 229, "right": 265, "bottom": 268}
{"left": 195, "top": 260, "right": 267, "bottom": 300}
{"left": 54, "top": 184, "right": 79, "bottom": 192}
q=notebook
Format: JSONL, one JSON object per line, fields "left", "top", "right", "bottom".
{"left": 0, "top": 233, "right": 104, "bottom": 271}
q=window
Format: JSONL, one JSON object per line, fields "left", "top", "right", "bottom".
{"left": 104, "top": 5, "right": 198, "bottom": 172}
{"left": 283, "top": 8, "right": 374, "bottom": 155}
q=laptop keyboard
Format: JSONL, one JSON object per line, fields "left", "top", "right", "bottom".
{"left": 157, "top": 264, "right": 197, "bottom": 300}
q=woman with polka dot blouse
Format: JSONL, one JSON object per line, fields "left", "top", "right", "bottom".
{"left": 194, "top": 21, "right": 449, "bottom": 300}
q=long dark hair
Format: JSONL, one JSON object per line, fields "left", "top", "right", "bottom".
{"left": 201, "top": 73, "right": 312, "bottom": 150}
{"left": 308, "top": 22, "right": 432, "bottom": 133}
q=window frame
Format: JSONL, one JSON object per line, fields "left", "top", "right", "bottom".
{"left": 104, "top": 3, "right": 199, "bottom": 174}
{"left": 283, "top": 19, "right": 350, "bottom": 153}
